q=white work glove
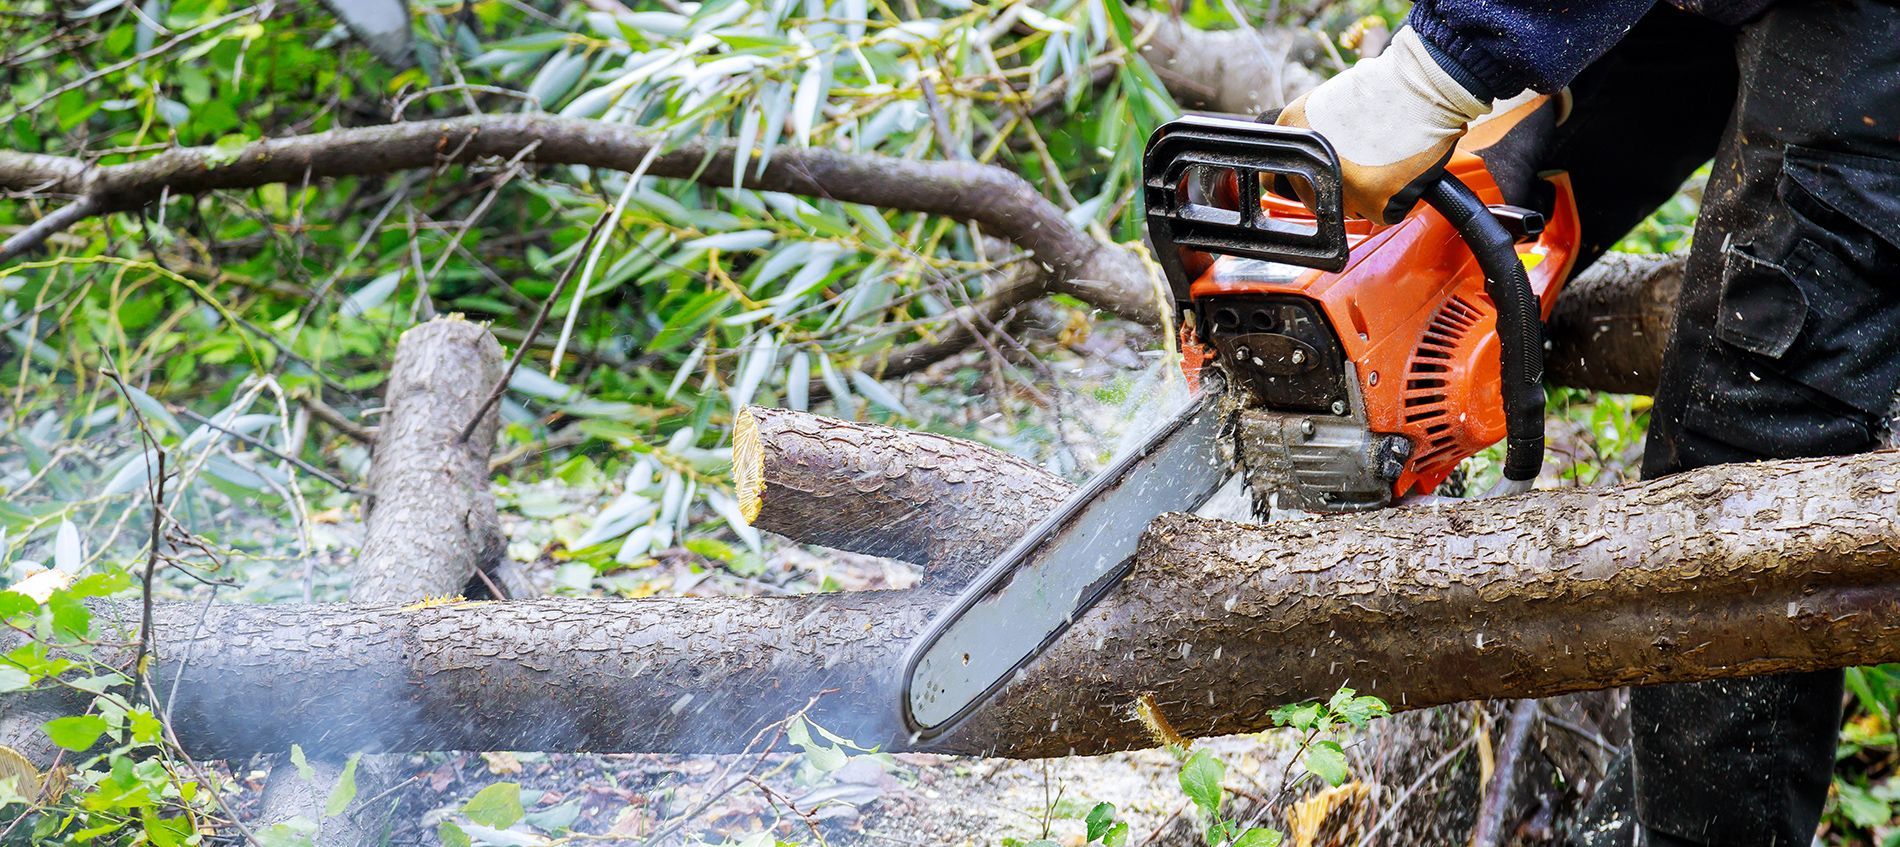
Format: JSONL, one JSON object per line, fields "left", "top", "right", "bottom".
{"left": 1276, "top": 27, "right": 1493, "bottom": 224}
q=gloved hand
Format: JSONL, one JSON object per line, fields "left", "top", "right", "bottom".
{"left": 1276, "top": 27, "right": 1492, "bottom": 224}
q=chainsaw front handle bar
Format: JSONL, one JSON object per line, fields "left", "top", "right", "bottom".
{"left": 1422, "top": 175, "right": 1545, "bottom": 483}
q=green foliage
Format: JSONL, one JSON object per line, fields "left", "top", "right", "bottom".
{"left": 1827, "top": 665, "right": 1900, "bottom": 842}
{"left": 1178, "top": 749, "right": 1224, "bottom": 816}
{"left": 460, "top": 781, "right": 524, "bottom": 829}
{"left": 0, "top": 0, "right": 1185, "bottom": 833}
{"left": 0, "top": 582, "right": 221, "bottom": 844}
{"left": 1073, "top": 687, "right": 1389, "bottom": 847}
{"left": 1085, "top": 801, "right": 1128, "bottom": 845}
{"left": 324, "top": 753, "right": 362, "bottom": 818}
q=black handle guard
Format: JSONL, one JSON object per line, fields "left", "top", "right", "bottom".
{"left": 1423, "top": 176, "right": 1545, "bottom": 483}
{"left": 1142, "top": 116, "right": 1351, "bottom": 309}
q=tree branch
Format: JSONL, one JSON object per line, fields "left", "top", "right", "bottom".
{"left": 1, "top": 114, "right": 1687, "bottom": 395}
{"left": 1133, "top": 10, "right": 1326, "bottom": 116}
{"left": 0, "top": 114, "right": 1161, "bottom": 323}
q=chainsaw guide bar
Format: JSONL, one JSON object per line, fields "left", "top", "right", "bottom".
{"left": 900, "top": 378, "right": 1237, "bottom": 741}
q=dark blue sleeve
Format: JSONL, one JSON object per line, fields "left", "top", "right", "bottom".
{"left": 1406, "top": 0, "right": 1659, "bottom": 98}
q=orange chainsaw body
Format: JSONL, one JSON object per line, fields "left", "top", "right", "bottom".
{"left": 1179, "top": 152, "right": 1581, "bottom": 499}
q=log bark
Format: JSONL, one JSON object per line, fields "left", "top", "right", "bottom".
{"left": 1544, "top": 251, "right": 1684, "bottom": 396}
{"left": 349, "top": 318, "right": 507, "bottom": 602}
{"left": 733, "top": 406, "right": 1065, "bottom": 585}
{"left": 255, "top": 317, "right": 508, "bottom": 844}
{"left": 6, "top": 411, "right": 1898, "bottom": 762}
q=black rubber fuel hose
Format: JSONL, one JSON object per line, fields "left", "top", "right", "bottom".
{"left": 1422, "top": 176, "right": 1545, "bottom": 483}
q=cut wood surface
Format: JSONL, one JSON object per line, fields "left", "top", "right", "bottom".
{"left": 5, "top": 409, "right": 1895, "bottom": 761}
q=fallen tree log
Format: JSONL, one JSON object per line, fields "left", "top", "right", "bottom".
{"left": 5, "top": 409, "right": 1896, "bottom": 761}
{"left": 256, "top": 316, "right": 509, "bottom": 843}
{"left": 733, "top": 405, "right": 1065, "bottom": 585}
{"left": 1544, "top": 251, "right": 1684, "bottom": 396}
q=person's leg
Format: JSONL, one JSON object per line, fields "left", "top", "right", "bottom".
{"left": 1543, "top": 15, "right": 1737, "bottom": 842}
{"left": 1629, "top": 0, "right": 1900, "bottom": 844}
{"left": 1542, "top": 6, "right": 1738, "bottom": 272}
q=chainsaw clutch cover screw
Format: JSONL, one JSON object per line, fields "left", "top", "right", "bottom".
{"left": 1300, "top": 419, "right": 1316, "bottom": 438}
{"left": 1331, "top": 400, "right": 1346, "bottom": 415}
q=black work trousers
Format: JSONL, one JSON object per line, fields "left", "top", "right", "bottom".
{"left": 1548, "top": 2, "right": 1900, "bottom": 845}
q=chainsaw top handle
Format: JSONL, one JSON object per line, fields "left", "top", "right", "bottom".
{"left": 1142, "top": 116, "right": 1545, "bottom": 485}
{"left": 1420, "top": 176, "right": 1544, "bottom": 483}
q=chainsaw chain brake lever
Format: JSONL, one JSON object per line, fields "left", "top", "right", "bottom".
{"left": 1422, "top": 175, "right": 1546, "bottom": 484}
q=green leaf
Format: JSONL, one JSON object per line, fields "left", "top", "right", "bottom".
{"left": 204, "top": 133, "right": 255, "bottom": 167}
{"left": 644, "top": 290, "right": 728, "bottom": 353}
{"left": 325, "top": 753, "right": 361, "bottom": 817}
{"left": 255, "top": 817, "right": 316, "bottom": 847}
{"left": 1838, "top": 781, "right": 1892, "bottom": 829}
{"left": 1325, "top": 688, "right": 1389, "bottom": 728}
{"left": 1178, "top": 749, "right": 1224, "bottom": 816}
{"left": 803, "top": 743, "right": 848, "bottom": 772}
{"left": 1303, "top": 741, "right": 1350, "bottom": 787}
{"left": 1232, "top": 827, "right": 1283, "bottom": 847}
{"left": 1204, "top": 819, "right": 1235, "bottom": 847}
{"left": 118, "top": 383, "right": 184, "bottom": 435}
{"left": 1103, "top": 821, "right": 1130, "bottom": 846}
{"left": 46, "top": 590, "right": 91, "bottom": 641}
{"left": 43, "top": 714, "right": 108, "bottom": 752}
{"left": 128, "top": 709, "right": 162, "bottom": 744}
{"left": 0, "top": 593, "right": 36, "bottom": 620}
{"left": 1085, "top": 802, "right": 1116, "bottom": 841}
{"left": 463, "top": 781, "right": 524, "bottom": 829}
{"left": 67, "top": 571, "right": 132, "bottom": 598}
{"left": 1269, "top": 702, "right": 1323, "bottom": 732}
{"left": 437, "top": 821, "right": 472, "bottom": 847}
{"left": 290, "top": 744, "right": 315, "bottom": 781}
{"left": 1099, "top": 0, "right": 1136, "bottom": 49}
{"left": 141, "top": 809, "right": 193, "bottom": 847}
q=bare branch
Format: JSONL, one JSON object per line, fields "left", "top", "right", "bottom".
{"left": 0, "top": 114, "right": 1161, "bottom": 324}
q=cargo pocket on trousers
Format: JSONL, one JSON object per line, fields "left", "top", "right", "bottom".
{"left": 1768, "top": 146, "right": 1900, "bottom": 416}
{"left": 1683, "top": 146, "right": 1900, "bottom": 456}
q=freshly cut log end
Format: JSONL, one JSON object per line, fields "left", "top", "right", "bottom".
{"left": 736, "top": 406, "right": 1067, "bottom": 584}
{"left": 733, "top": 406, "right": 765, "bottom": 525}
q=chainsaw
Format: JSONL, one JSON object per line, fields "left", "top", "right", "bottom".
{"left": 900, "top": 112, "right": 1582, "bottom": 740}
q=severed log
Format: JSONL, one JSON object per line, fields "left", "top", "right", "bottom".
{"left": 5, "top": 409, "right": 1899, "bottom": 762}
{"left": 349, "top": 318, "right": 509, "bottom": 603}
{"left": 255, "top": 317, "right": 510, "bottom": 843}
{"left": 732, "top": 405, "right": 1066, "bottom": 585}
